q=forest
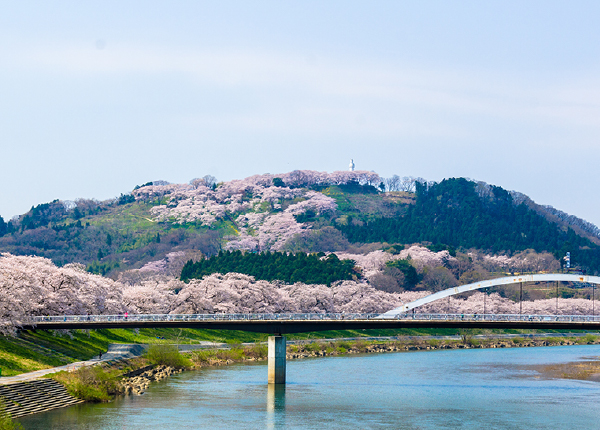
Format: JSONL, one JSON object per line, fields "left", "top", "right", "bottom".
{"left": 335, "top": 178, "right": 600, "bottom": 273}
{"left": 180, "top": 250, "right": 357, "bottom": 285}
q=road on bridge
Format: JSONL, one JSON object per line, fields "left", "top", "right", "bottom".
{"left": 21, "top": 313, "right": 600, "bottom": 334}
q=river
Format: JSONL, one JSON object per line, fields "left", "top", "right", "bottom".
{"left": 17, "top": 345, "right": 600, "bottom": 429}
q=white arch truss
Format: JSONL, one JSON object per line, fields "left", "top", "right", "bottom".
{"left": 380, "top": 273, "right": 600, "bottom": 317}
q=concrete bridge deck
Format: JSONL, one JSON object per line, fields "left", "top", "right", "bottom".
{"left": 20, "top": 313, "right": 600, "bottom": 333}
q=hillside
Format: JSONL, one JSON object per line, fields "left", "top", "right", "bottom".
{"left": 1, "top": 171, "right": 600, "bottom": 278}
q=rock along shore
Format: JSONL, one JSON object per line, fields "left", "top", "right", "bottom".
{"left": 118, "top": 365, "right": 182, "bottom": 396}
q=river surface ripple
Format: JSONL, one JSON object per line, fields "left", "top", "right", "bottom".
{"left": 18, "top": 345, "right": 600, "bottom": 429}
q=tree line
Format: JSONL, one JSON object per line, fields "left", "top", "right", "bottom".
{"left": 180, "top": 250, "right": 358, "bottom": 285}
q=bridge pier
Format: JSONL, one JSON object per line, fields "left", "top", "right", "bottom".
{"left": 268, "top": 336, "right": 286, "bottom": 384}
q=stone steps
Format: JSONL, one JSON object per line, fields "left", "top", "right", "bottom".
{"left": 0, "top": 379, "right": 83, "bottom": 418}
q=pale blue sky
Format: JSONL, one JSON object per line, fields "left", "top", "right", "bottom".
{"left": 2, "top": 1, "right": 600, "bottom": 226}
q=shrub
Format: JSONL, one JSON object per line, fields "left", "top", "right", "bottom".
{"left": 0, "top": 399, "right": 23, "bottom": 430}
{"left": 304, "top": 342, "right": 324, "bottom": 352}
{"left": 243, "top": 344, "right": 267, "bottom": 359}
{"left": 225, "top": 339, "right": 242, "bottom": 348}
{"left": 353, "top": 340, "right": 368, "bottom": 352}
{"left": 582, "top": 334, "right": 597, "bottom": 344}
{"left": 459, "top": 329, "right": 474, "bottom": 345}
{"left": 145, "top": 344, "right": 191, "bottom": 369}
{"left": 50, "top": 366, "right": 119, "bottom": 402}
{"left": 335, "top": 341, "right": 352, "bottom": 350}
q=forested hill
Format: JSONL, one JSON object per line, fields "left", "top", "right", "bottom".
{"left": 1, "top": 171, "right": 600, "bottom": 276}
{"left": 335, "top": 178, "right": 600, "bottom": 271}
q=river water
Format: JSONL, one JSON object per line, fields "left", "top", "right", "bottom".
{"left": 18, "top": 345, "right": 600, "bottom": 429}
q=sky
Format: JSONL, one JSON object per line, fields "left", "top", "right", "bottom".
{"left": 2, "top": 1, "right": 600, "bottom": 226}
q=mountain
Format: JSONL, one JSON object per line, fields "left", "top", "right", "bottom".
{"left": 1, "top": 171, "right": 599, "bottom": 276}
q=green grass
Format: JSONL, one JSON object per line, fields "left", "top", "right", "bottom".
{"left": 145, "top": 344, "right": 192, "bottom": 368}
{"left": 0, "top": 336, "right": 72, "bottom": 376}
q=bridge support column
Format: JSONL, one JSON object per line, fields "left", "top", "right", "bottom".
{"left": 268, "top": 336, "right": 286, "bottom": 384}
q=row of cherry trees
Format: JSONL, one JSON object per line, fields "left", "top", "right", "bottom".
{"left": 0, "top": 253, "right": 124, "bottom": 333}
{"left": 2, "top": 252, "right": 599, "bottom": 335}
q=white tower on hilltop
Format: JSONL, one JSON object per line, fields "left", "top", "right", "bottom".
{"left": 349, "top": 159, "right": 355, "bottom": 172}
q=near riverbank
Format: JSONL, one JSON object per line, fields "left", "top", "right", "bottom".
{"left": 4, "top": 330, "right": 600, "bottom": 423}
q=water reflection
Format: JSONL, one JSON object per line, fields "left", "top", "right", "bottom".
{"left": 266, "top": 384, "right": 286, "bottom": 429}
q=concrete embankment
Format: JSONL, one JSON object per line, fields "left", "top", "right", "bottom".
{"left": 0, "top": 379, "right": 83, "bottom": 418}
{"left": 0, "top": 343, "right": 151, "bottom": 419}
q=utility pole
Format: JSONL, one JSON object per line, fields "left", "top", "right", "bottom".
{"left": 519, "top": 282, "right": 523, "bottom": 315}
{"left": 556, "top": 281, "right": 559, "bottom": 314}
{"left": 484, "top": 289, "right": 486, "bottom": 319}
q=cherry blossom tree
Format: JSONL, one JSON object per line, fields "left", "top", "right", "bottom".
{"left": 0, "top": 253, "right": 125, "bottom": 333}
{"left": 398, "top": 245, "right": 454, "bottom": 272}
{"left": 122, "top": 280, "right": 179, "bottom": 314}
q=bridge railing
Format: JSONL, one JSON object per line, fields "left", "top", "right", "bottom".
{"left": 395, "top": 313, "right": 600, "bottom": 323}
{"left": 28, "top": 313, "right": 383, "bottom": 324}
{"left": 24, "top": 313, "right": 600, "bottom": 325}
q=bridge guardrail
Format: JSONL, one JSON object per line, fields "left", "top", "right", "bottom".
{"left": 22, "top": 312, "right": 600, "bottom": 325}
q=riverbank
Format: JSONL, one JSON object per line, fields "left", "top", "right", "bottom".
{"left": 18, "top": 340, "right": 600, "bottom": 430}
{"left": 7, "top": 333, "right": 600, "bottom": 409}
{"left": 287, "top": 333, "right": 600, "bottom": 358}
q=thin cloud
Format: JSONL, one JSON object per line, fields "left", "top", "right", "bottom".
{"left": 8, "top": 42, "right": 600, "bottom": 133}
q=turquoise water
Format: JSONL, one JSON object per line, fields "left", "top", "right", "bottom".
{"left": 18, "top": 345, "right": 600, "bottom": 429}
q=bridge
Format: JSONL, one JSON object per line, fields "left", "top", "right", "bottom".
{"left": 22, "top": 312, "right": 600, "bottom": 333}
{"left": 382, "top": 273, "right": 600, "bottom": 316}
{"left": 18, "top": 273, "right": 600, "bottom": 384}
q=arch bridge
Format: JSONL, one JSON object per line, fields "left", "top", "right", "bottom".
{"left": 380, "top": 273, "right": 600, "bottom": 317}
